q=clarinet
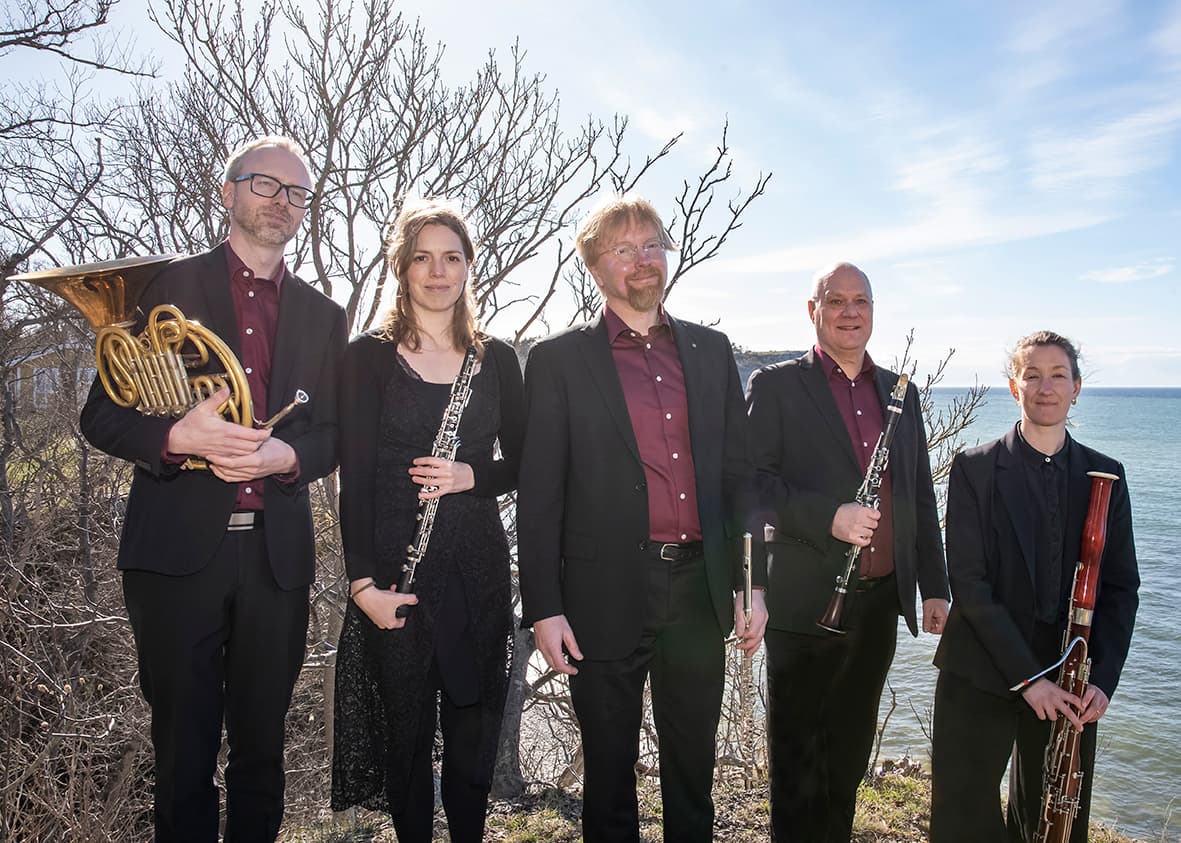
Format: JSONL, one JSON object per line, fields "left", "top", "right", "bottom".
{"left": 1023, "top": 471, "right": 1119, "bottom": 843}
{"left": 816, "top": 374, "right": 909, "bottom": 634}
{"left": 395, "top": 345, "right": 479, "bottom": 618}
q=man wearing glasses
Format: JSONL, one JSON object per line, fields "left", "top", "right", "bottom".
{"left": 82, "top": 136, "right": 346, "bottom": 842}
{"left": 745, "top": 262, "right": 949, "bottom": 841}
{"left": 518, "top": 194, "right": 768, "bottom": 842}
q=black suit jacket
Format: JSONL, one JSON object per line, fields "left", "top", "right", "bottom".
{"left": 516, "top": 312, "right": 764, "bottom": 661}
{"left": 933, "top": 426, "right": 1139, "bottom": 699}
{"left": 745, "top": 349, "right": 948, "bottom": 636}
{"left": 80, "top": 245, "right": 347, "bottom": 590}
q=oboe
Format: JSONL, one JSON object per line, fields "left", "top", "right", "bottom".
{"left": 1026, "top": 471, "right": 1119, "bottom": 843}
{"left": 817, "top": 374, "right": 909, "bottom": 634}
{"left": 395, "top": 346, "right": 479, "bottom": 618}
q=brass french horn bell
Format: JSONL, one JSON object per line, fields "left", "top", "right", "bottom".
{"left": 10, "top": 255, "right": 255, "bottom": 466}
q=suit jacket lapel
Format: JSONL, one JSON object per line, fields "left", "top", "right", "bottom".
{"left": 996, "top": 425, "right": 1037, "bottom": 585}
{"left": 267, "top": 269, "right": 309, "bottom": 419}
{"left": 1064, "top": 433, "right": 1091, "bottom": 570}
{"left": 800, "top": 349, "right": 860, "bottom": 475}
{"left": 579, "top": 314, "right": 642, "bottom": 464}
{"left": 669, "top": 316, "right": 707, "bottom": 456}
{"left": 200, "top": 244, "right": 242, "bottom": 359}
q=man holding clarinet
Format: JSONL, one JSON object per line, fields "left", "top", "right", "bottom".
{"left": 745, "top": 261, "right": 949, "bottom": 842}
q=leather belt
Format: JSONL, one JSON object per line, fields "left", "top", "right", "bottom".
{"left": 855, "top": 572, "right": 893, "bottom": 592}
{"left": 647, "top": 541, "right": 703, "bottom": 562}
{"left": 227, "top": 511, "right": 264, "bottom": 531}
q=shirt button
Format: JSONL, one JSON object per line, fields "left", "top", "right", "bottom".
{"left": 680, "top": 533, "right": 688, "bottom": 540}
{"left": 646, "top": 343, "right": 652, "bottom": 350}
{"left": 870, "top": 546, "right": 875, "bottom": 552}
{"left": 244, "top": 486, "right": 253, "bottom": 495}
{"left": 655, "top": 375, "right": 663, "bottom": 382}
{"left": 245, "top": 327, "right": 254, "bottom": 335}
{"left": 672, "top": 452, "right": 679, "bottom": 459}
{"left": 248, "top": 290, "right": 255, "bottom": 298}
{"left": 1044, "top": 456, "right": 1051, "bottom": 463}
{"left": 245, "top": 367, "right": 253, "bottom": 374}
{"left": 665, "top": 413, "right": 672, "bottom": 420}
{"left": 863, "top": 441, "right": 869, "bottom": 447}
{"left": 679, "top": 493, "right": 686, "bottom": 500}
{"left": 856, "top": 409, "right": 862, "bottom": 415}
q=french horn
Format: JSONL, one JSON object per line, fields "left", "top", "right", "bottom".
{"left": 11, "top": 255, "right": 253, "bottom": 468}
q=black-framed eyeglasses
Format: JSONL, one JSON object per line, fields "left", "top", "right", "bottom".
{"left": 231, "top": 173, "right": 316, "bottom": 209}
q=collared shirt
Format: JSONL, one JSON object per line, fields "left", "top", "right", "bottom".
{"left": 226, "top": 243, "right": 283, "bottom": 511}
{"left": 604, "top": 306, "right": 702, "bottom": 543}
{"left": 1016, "top": 423, "right": 1071, "bottom": 623}
{"left": 815, "top": 345, "right": 896, "bottom": 577}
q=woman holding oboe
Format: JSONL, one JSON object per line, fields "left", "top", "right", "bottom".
{"left": 930, "top": 330, "right": 1140, "bottom": 842}
{"left": 332, "top": 199, "right": 524, "bottom": 842}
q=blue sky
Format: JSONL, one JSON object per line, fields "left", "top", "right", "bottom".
{"left": 371, "top": 0, "right": 1181, "bottom": 386}
{"left": 27, "top": 0, "right": 1181, "bottom": 385}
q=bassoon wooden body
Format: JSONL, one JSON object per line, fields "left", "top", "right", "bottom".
{"left": 1034, "top": 470, "right": 1119, "bottom": 843}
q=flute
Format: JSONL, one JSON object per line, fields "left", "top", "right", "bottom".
{"left": 742, "top": 531, "right": 753, "bottom": 628}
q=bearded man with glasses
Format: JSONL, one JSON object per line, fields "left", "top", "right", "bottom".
{"left": 518, "top": 194, "right": 768, "bottom": 843}
{"left": 82, "top": 135, "right": 346, "bottom": 842}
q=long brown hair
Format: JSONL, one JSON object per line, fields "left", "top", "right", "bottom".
{"left": 380, "top": 198, "right": 483, "bottom": 355}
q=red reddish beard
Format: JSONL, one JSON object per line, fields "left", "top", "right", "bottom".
{"left": 624, "top": 269, "right": 665, "bottom": 312}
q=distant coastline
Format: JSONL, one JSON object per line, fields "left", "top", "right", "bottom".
{"left": 932, "top": 386, "right": 1181, "bottom": 394}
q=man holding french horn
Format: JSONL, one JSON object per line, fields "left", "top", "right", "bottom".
{"left": 745, "top": 261, "right": 949, "bottom": 842}
{"left": 80, "top": 136, "right": 346, "bottom": 842}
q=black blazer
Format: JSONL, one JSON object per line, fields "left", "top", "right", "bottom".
{"left": 933, "top": 426, "right": 1139, "bottom": 699}
{"left": 516, "top": 312, "right": 764, "bottom": 661}
{"left": 745, "top": 349, "right": 948, "bottom": 636}
{"left": 80, "top": 245, "right": 347, "bottom": 590}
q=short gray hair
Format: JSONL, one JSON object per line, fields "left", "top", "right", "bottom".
{"left": 221, "top": 136, "right": 312, "bottom": 184}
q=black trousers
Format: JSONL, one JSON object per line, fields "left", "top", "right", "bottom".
{"left": 569, "top": 551, "right": 724, "bottom": 843}
{"left": 122, "top": 527, "right": 309, "bottom": 843}
{"left": 930, "top": 669, "right": 1097, "bottom": 843}
{"left": 390, "top": 662, "right": 490, "bottom": 843}
{"left": 765, "top": 574, "right": 901, "bottom": 843}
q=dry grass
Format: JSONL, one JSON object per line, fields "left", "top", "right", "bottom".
{"left": 282, "top": 763, "right": 1149, "bottom": 843}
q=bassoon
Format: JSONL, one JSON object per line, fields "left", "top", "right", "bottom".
{"left": 1012, "top": 471, "right": 1119, "bottom": 843}
{"left": 817, "top": 374, "right": 909, "bottom": 634}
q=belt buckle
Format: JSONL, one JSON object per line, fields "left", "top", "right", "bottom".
{"left": 659, "top": 543, "right": 677, "bottom": 561}
{"left": 227, "top": 511, "right": 256, "bottom": 531}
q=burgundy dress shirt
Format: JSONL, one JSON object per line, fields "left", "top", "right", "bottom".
{"left": 226, "top": 245, "right": 282, "bottom": 512}
{"left": 605, "top": 306, "right": 702, "bottom": 543}
{"left": 815, "top": 346, "right": 895, "bottom": 577}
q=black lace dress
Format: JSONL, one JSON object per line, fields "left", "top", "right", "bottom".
{"left": 331, "top": 331, "right": 524, "bottom": 815}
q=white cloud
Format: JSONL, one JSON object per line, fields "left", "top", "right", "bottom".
{"left": 712, "top": 205, "right": 1110, "bottom": 275}
{"left": 1154, "top": 1, "right": 1181, "bottom": 61}
{"left": 1027, "top": 97, "right": 1181, "bottom": 197}
{"left": 1009, "top": 0, "right": 1121, "bottom": 55}
{"left": 1079, "top": 259, "right": 1175, "bottom": 283}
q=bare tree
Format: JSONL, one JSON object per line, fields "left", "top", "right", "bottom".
{"left": 894, "top": 329, "right": 990, "bottom": 489}
{"left": 1, "top": 0, "right": 772, "bottom": 831}
{"left": 1, "top": 0, "right": 153, "bottom": 290}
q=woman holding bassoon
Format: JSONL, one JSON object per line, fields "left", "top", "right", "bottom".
{"left": 930, "top": 330, "right": 1140, "bottom": 843}
{"left": 331, "top": 199, "right": 524, "bottom": 842}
